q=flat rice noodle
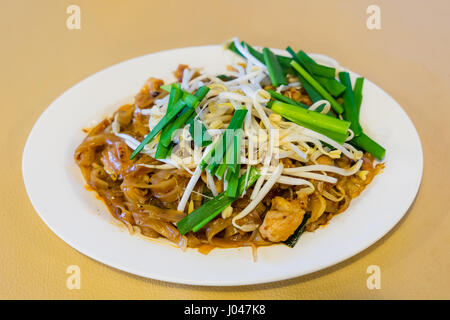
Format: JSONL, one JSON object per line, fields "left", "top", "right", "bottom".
{"left": 132, "top": 213, "right": 187, "bottom": 250}
{"left": 205, "top": 218, "right": 233, "bottom": 242}
{"left": 309, "top": 192, "right": 327, "bottom": 223}
{"left": 140, "top": 226, "right": 160, "bottom": 238}
{"left": 140, "top": 204, "right": 186, "bottom": 223}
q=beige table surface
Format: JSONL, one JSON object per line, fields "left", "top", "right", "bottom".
{"left": 1, "top": 0, "right": 449, "bottom": 299}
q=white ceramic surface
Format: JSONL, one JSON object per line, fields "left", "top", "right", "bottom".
{"left": 22, "top": 45, "right": 423, "bottom": 286}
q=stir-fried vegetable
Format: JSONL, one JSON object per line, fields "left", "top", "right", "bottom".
{"left": 156, "top": 86, "right": 210, "bottom": 159}
{"left": 214, "top": 129, "right": 244, "bottom": 180}
{"left": 134, "top": 85, "right": 210, "bottom": 160}
{"left": 267, "top": 89, "right": 309, "bottom": 109}
{"left": 201, "top": 109, "right": 247, "bottom": 170}
{"left": 338, "top": 73, "right": 385, "bottom": 159}
{"left": 290, "top": 61, "right": 344, "bottom": 114}
{"left": 177, "top": 167, "right": 260, "bottom": 235}
{"left": 339, "top": 72, "right": 363, "bottom": 136}
{"left": 229, "top": 41, "right": 293, "bottom": 74}
{"left": 268, "top": 100, "right": 350, "bottom": 144}
{"left": 263, "top": 47, "right": 287, "bottom": 87}
{"left": 353, "top": 77, "right": 364, "bottom": 112}
{"left": 155, "top": 84, "right": 183, "bottom": 158}
{"left": 287, "top": 47, "right": 335, "bottom": 78}
{"left": 130, "top": 99, "right": 188, "bottom": 159}
{"left": 352, "top": 133, "right": 385, "bottom": 160}
{"left": 188, "top": 118, "right": 212, "bottom": 147}
{"left": 284, "top": 213, "right": 311, "bottom": 248}
{"left": 290, "top": 49, "right": 345, "bottom": 97}
{"left": 225, "top": 166, "right": 241, "bottom": 198}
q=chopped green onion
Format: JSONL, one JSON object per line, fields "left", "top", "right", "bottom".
{"left": 208, "top": 162, "right": 219, "bottom": 176}
{"left": 267, "top": 89, "right": 334, "bottom": 116}
{"left": 296, "top": 50, "right": 336, "bottom": 78}
{"left": 216, "top": 138, "right": 234, "bottom": 179}
{"left": 130, "top": 99, "right": 187, "bottom": 159}
{"left": 208, "top": 128, "right": 234, "bottom": 175}
{"left": 201, "top": 109, "right": 247, "bottom": 170}
{"left": 284, "top": 213, "right": 311, "bottom": 248}
{"left": 215, "top": 128, "right": 243, "bottom": 180}
{"left": 290, "top": 61, "right": 344, "bottom": 114}
{"left": 227, "top": 41, "right": 244, "bottom": 58}
{"left": 287, "top": 47, "right": 336, "bottom": 79}
{"left": 315, "top": 75, "right": 347, "bottom": 97}
{"left": 160, "top": 84, "right": 200, "bottom": 106}
{"left": 242, "top": 42, "right": 264, "bottom": 64}
{"left": 351, "top": 133, "right": 386, "bottom": 160}
{"left": 338, "top": 72, "right": 363, "bottom": 137}
{"left": 245, "top": 42, "right": 293, "bottom": 71}
{"left": 160, "top": 84, "right": 171, "bottom": 92}
{"left": 354, "top": 77, "right": 364, "bottom": 113}
{"left": 217, "top": 74, "right": 235, "bottom": 81}
{"left": 337, "top": 74, "right": 385, "bottom": 159}
{"left": 176, "top": 167, "right": 260, "bottom": 235}
{"left": 286, "top": 47, "right": 313, "bottom": 73}
{"left": 228, "top": 41, "right": 293, "bottom": 74}
{"left": 154, "top": 145, "right": 169, "bottom": 159}
{"left": 286, "top": 49, "right": 331, "bottom": 103}
{"left": 225, "top": 167, "right": 234, "bottom": 181}
{"left": 268, "top": 100, "right": 350, "bottom": 144}
{"left": 226, "top": 166, "right": 241, "bottom": 198}
{"left": 214, "top": 149, "right": 230, "bottom": 180}
{"left": 229, "top": 129, "right": 243, "bottom": 172}
{"left": 131, "top": 85, "right": 209, "bottom": 160}
{"left": 158, "top": 105, "right": 195, "bottom": 148}
{"left": 263, "top": 47, "right": 287, "bottom": 87}
{"left": 155, "top": 86, "right": 210, "bottom": 159}
{"left": 267, "top": 89, "right": 308, "bottom": 109}
{"left": 189, "top": 118, "right": 212, "bottom": 147}
{"left": 194, "top": 86, "right": 210, "bottom": 100}
{"left": 155, "top": 85, "right": 182, "bottom": 159}
{"left": 214, "top": 165, "right": 228, "bottom": 180}
{"left": 183, "top": 92, "right": 200, "bottom": 107}
{"left": 297, "top": 73, "right": 323, "bottom": 103}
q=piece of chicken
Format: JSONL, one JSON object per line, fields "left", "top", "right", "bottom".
{"left": 259, "top": 196, "right": 308, "bottom": 242}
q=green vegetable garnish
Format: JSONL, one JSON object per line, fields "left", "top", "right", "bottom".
{"left": 295, "top": 49, "right": 336, "bottom": 78}
{"left": 284, "top": 213, "right": 311, "bottom": 248}
{"left": 263, "top": 47, "right": 287, "bottom": 87}
{"left": 188, "top": 118, "right": 212, "bottom": 147}
{"left": 155, "top": 84, "right": 183, "bottom": 159}
{"left": 225, "top": 165, "right": 241, "bottom": 198}
{"left": 352, "top": 133, "right": 386, "bottom": 160}
{"left": 315, "top": 75, "right": 346, "bottom": 97}
{"left": 176, "top": 167, "right": 260, "bottom": 235}
{"left": 214, "top": 127, "right": 244, "bottom": 180}
{"left": 353, "top": 77, "right": 364, "bottom": 113}
{"left": 337, "top": 73, "right": 385, "bottom": 159}
{"left": 290, "top": 61, "right": 344, "bottom": 114}
{"left": 130, "top": 99, "right": 187, "bottom": 160}
{"left": 154, "top": 86, "right": 210, "bottom": 159}
{"left": 268, "top": 100, "right": 350, "bottom": 144}
{"left": 338, "top": 72, "right": 363, "bottom": 137}
{"left": 217, "top": 74, "right": 235, "bottom": 81}
{"left": 267, "top": 89, "right": 308, "bottom": 108}
{"left": 201, "top": 109, "right": 247, "bottom": 170}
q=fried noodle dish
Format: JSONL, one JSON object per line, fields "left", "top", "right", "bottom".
{"left": 75, "top": 38, "right": 385, "bottom": 257}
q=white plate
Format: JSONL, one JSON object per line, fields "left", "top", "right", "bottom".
{"left": 22, "top": 45, "right": 423, "bottom": 286}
